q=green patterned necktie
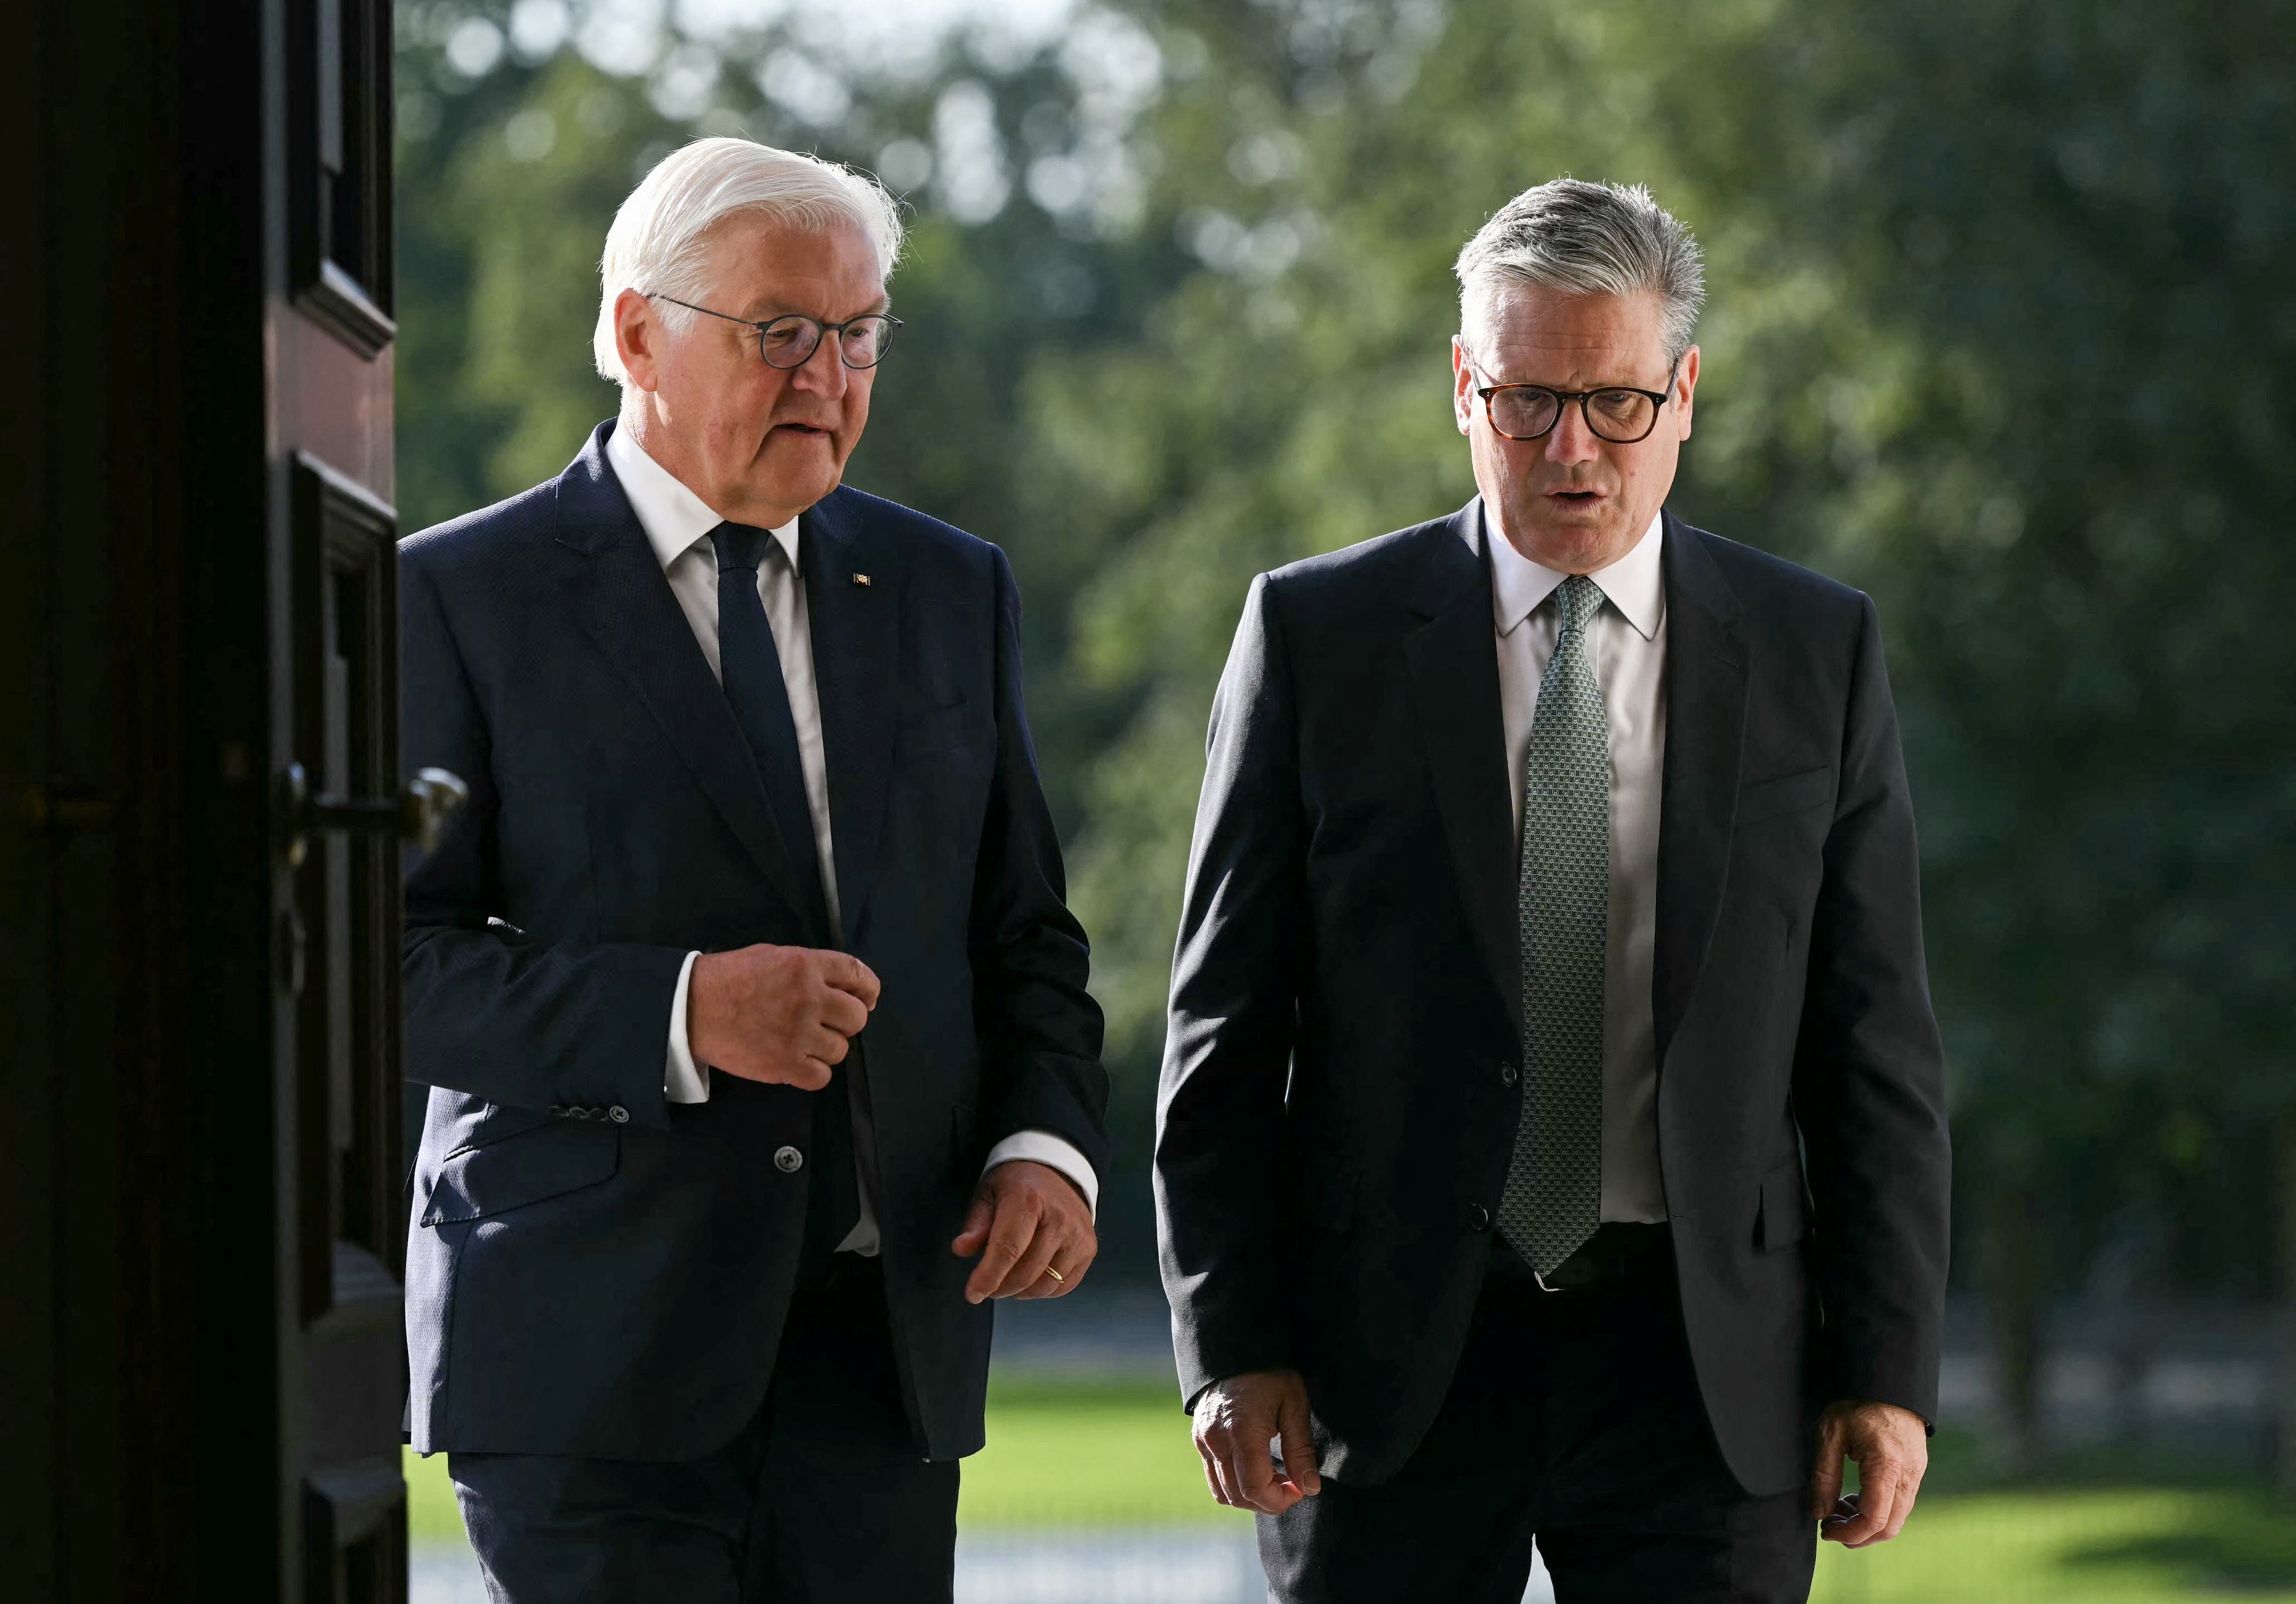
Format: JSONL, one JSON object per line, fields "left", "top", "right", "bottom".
{"left": 1499, "top": 574, "right": 1609, "bottom": 1277}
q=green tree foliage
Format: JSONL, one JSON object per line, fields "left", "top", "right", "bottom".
{"left": 393, "top": 1, "right": 2296, "bottom": 1354}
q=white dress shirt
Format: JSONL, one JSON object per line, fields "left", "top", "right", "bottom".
{"left": 605, "top": 426, "right": 1099, "bottom": 1254}
{"left": 1471, "top": 500, "right": 1670, "bottom": 1223}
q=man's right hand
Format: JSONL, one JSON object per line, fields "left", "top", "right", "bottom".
{"left": 1192, "top": 1369, "right": 1323, "bottom": 1515}
{"left": 685, "top": 945, "right": 880, "bottom": 1090}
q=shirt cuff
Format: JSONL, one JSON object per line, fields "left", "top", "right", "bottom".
{"left": 664, "top": 951, "right": 710, "bottom": 1104}
{"left": 983, "top": 1131, "right": 1098, "bottom": 1218}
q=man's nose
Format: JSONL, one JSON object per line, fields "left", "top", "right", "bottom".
{"left": 1544, "top": 400, "right": 1601, "bottom": 465}
{"left": 787, "top": 333, "right": 851, "bottom": 398}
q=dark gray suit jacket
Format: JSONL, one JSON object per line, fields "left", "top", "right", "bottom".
{"left": 401, "top": 423, "right": 1107, "bottom": 1461}
{"left": 1157, "top": 502, "right": 1949, "bottom": 1494}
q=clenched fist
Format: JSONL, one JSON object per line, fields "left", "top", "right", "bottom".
{"left": 686, "top": 944, "right": 881, "bottom": 1090}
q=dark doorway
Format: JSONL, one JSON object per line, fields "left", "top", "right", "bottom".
{"left": 4, "top": 2, "right": 423, "bottom": 1598}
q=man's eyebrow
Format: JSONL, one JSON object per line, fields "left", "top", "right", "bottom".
{"left": 1477, "top": 366, "right": 1669, "bottom": 390}
{"left": 737, "top": 294, "right": 893, "bottom": 322}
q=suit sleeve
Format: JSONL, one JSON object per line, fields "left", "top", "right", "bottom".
{"left": 1792, "top": 593, "right": 1952, "bottom": 1425}
{"left": 967, "top": 544, "right": 1112, "bottom": 1180}
{"left": 1157, "top": 574, "right": 1308, "bottom": 1407}
{"left": 400, "top": 548, "right": 689, "bottom": 1131}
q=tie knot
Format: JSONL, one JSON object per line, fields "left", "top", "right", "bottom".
{"left": 709, "top": 522, "right": 776, "bottom": 575}
{"left": 1555, "top": 574, "right": 1602, "bottom": 639}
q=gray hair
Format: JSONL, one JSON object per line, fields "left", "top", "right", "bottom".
{"left": 1454, "top": 178, "right": 1705, "bottom": 368}
{"left": 592, "top": 137, "right": 905, "bottom": 387}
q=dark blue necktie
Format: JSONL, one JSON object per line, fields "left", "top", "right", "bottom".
{"left": 708, "top": 523, "right": 831, "bottom": 937}
{"left": 707, "top": 522, "right": 856, "bottom": 1261}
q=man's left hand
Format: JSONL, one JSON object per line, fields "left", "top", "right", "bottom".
{"left": 952, "top": 1159, "right": 1096, "bottom": 1304}
{"left": 1811, "top": 1400, "right": 1928, "bottom": 1546}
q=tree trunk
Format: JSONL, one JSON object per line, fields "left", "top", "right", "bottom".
{"left": 2274, "top": 1116, "right": 2296, "bottom": 1500}
{"left": 1982, "top": 1179, "right": 2043, "bottom": 1470}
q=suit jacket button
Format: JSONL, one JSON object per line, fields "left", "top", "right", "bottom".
{"left": 1469, "top": 1205, "right": 1491, "bottom": 1232}
{"left": 774, "top": 1145, "right": 805, "bottom": 1174}
{"left": 1499, "top": 1062, "right": 1520, "bottom": 1087}
{"left": 607, "top": 1105, "right": 630, "bottom": 1124}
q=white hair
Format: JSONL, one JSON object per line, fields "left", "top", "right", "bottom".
{"left": 1454, "top": 178, "right": 1705, "bottom": 369}
{"left": 592, "top": 137, "right": 906, "bottom": 387}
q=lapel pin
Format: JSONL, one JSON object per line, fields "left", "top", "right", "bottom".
{"left": 852, "top": 573, "right": 872, "bottom": 587}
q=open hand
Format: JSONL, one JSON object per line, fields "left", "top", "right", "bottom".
{"left": 951, "top": 1159, "right": 1096, "bottom": 1302}
{"left": 1812, "top": 1400, "right": 1928, "bottom": 1546}
{"left": 1192, "top": 1370, "right": 1323, "bottom": 1515}
{"left": 686, "top": 944, "right": 880, "bottom": 1090}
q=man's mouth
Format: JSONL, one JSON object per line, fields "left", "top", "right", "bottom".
{"left": 1549, "top": 488, "right": 1603, "bottom": 503}
{"left": 773, "top": 422, "right": 832, "bottom": 438}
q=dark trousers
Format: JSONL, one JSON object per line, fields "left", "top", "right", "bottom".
{"left": 1261, "top": 1240, "right": 1816, "bottom": 1603}
{"left": 449, "top": 1256, "right": 959, "bottom": 1603}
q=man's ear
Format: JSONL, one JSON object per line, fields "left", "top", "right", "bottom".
{"left": 614, "top": 287, "right": 663, "bottom": 395}
{"left": 1674, "top": 344, "right": 1700, "bottom": 440}
{"left": 1451, "top": 337, "right": 1476, "bottom": 437}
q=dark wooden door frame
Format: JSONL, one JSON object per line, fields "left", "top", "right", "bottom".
{"left": 3, "top": 3, "right": 410, "bottom": 1598}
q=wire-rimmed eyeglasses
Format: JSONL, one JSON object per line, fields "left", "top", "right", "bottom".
{"left": 646, "top": 294, "right": 903, "bottom": 370}
{"left": 1473, "top": 362, "right": 1681, "bottom": 444}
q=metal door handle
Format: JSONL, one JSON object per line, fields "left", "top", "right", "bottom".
{"left": 280, "top": 762, "right": 468, "bottom": 864}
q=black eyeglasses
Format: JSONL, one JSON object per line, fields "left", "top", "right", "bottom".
{"left": 1474, "top": 362, "right": 1680, "bottom": 444}
{"left": 646, "top": 294, "right": 903, "bottom": 370}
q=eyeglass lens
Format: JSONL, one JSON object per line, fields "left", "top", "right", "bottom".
{"left": 1489, "top": 387, "right": 1660, "bottom": 444}
{"left": 760, "top": 314, "right": 895, "bottom": 369}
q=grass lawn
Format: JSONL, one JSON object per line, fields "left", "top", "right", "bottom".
{"left": 1809, "top": 1487, "right": 2296, "bottom": 1602}
{"left": 957, "top": 1380, "right": 1250, "bottom": 1528}
{"left": 405, "top": 1382, "right": 2296, "bottom": 1602}
{"left": 406, "top": 1442, "right": 464, "bottom": 1546}
{"left": 400, "top": 1377, "right": 1238, "bottom": 1543}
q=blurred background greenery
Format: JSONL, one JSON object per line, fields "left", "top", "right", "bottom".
{"left": 393, "top": 0, "right": 2296, "bottom": 1591}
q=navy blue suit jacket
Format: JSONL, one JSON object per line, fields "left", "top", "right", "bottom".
{"left": 400, "top": 422, "right": 1107, "bottom": 1461}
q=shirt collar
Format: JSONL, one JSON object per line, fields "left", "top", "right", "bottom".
{"left": 605, "top": 422, "right": 801, "bottom": 572}
{"left": 1470, "top": 499, "right": 1666, "bottom": 642}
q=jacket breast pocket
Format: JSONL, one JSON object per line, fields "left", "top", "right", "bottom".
{"left": 1735, "top": 766, "right": 1834, "bottom": 828}
{"left": 1755, "top": 1158, "right": 1810, "bottom": 1251}
{"left": 420, "top": 1121, "right": 619, "bottom": 1226}
{"left": 897, "top": 694, "right": 975, "bottom": 754}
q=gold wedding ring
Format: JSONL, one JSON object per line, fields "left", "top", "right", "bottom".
{"left": 1042, "top": 1266, "right": 1064, "bottom": 1283}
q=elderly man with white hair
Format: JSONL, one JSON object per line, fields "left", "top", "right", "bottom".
{"left": 399, "top": 137, "right": 1108, "bottom": 1601}
{"left": 1157, "top": 178, "right": 1951, "bottom": 1601}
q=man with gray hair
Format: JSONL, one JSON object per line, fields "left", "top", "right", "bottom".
{"left": 1158, "top": 177, "right": 1949, "bottom": 1599}
{"left": 400, "top": 137, "right": 1108, "bottom": 1600}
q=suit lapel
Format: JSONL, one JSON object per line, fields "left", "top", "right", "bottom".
{"left": 1652, "top": 512, "right": 1749, "bottom": 1067}
{"left": 551, "top": 424, "right": 812, "bottom": 920}
{"left": 799, "top": 492, "right": 899, "bottom": 950}
{"left": 1404, "top": 503, "right": 1523, "bottom": 1035}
